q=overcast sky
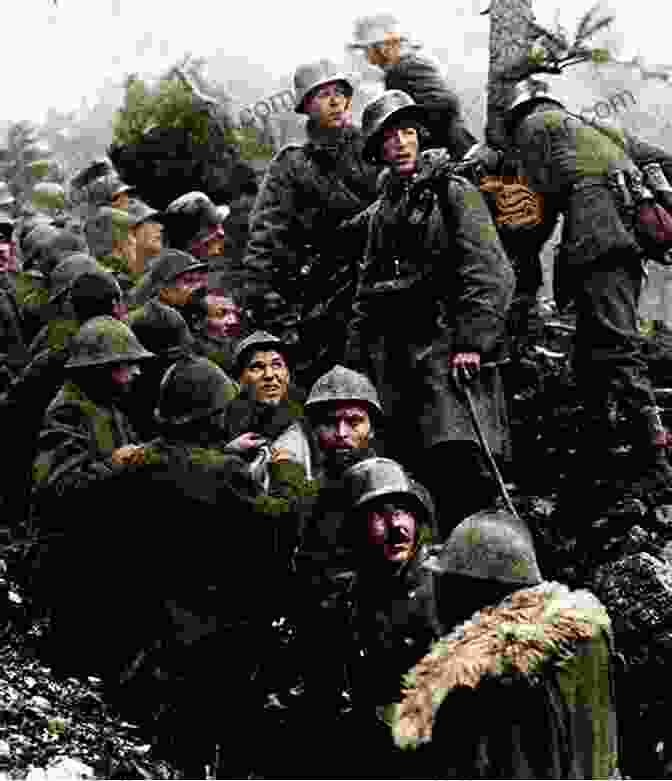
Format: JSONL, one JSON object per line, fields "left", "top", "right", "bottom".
{"left": 3, "top": 0, "right": 662, "bottom": 123}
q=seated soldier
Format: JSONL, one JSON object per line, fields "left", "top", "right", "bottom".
{"left": 2, "top": 268, "right": 132, "bottom": 523}
{"left": 102, "top": 356, "right": 278, "bottom": 778}
{"left": 30, "top": 316, "right": 154, "bottom": 684}
{"left": 386, "top": 510, "right": 620, "bottom": 779}
{"left": 128, "top": 199, "right": 164, "bottom": 274}
{"left": 28, "top": 254, "right": 103, "bottom": 355}
{"left": 85, "top": 206, "right": 140, "bottom": 291}
{"left": 192, "top": 287, "right": 245, "bottom": 375}
{"left": 126, "top": 300, "right": 200, "bottom": 440}
{"left": 162, "top": 191, "right": 229, "bottom": 262}
{"left": 126, "top": 248, "right": 225, "bottom": 332}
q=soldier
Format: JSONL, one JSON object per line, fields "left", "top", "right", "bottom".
{"left": 30, "top": 317, "right": 154, "bottom": 679}
{"left": 244, "top": 59, "right": 380, "bottom": 389}
{"left": 389, "top": 510, "right": 620, "bottom": 779}
{"left": 269, "top": 367, "right": 385, "bottom": 730}
{"left": 346, "top": 91, "right": 515, "bottom": 536}
{"left": 128, "top": 199, "right": 164, "bottom": 274}
{"left": 1, "top": 269, "right": 128, "bottom": 526}
{"left": 127, "top": 248, "right": 219, "bottom": 334}
{"left": 162, "top": 191, "right": 229, "bottom": 261}
{"left": 336, "top": 456, "right": 443, "bottom": 778}
{"left": 110, "top": 356, "right": 278, "bottom": 778}
{"left": 85, "top": 170, "right": 135, "bottom": 212}
{"left": 84, "top": 206, "right": 140, "bottom": 290}
{"left": 192, "top": 288, "right": 245, "bottom": 375}
{"left": 504, "top": 80, "right": 672, "bottom": 503}
{"left": 347, "top": 14, "right": 477, "bottom": 160}
{"left": 28, "top": 255, "right": 104, "bottom": 353}
{"left": 126, "top": 301, "right": 199, "bottom": 440}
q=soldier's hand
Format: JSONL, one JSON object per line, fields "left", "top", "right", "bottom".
{"left": 227, "top": 432, "right": 266, "bottom": 452}
{"left": 271, "top": 447, "right": 293, "bottom": 464}
{"left": 111, "top": 445, "right": 146, "bottom": 465}
{"left": 159, "top": 286, "right": 193, "bottom": 308}
{"left": 449, "top": 352, "right": 481, "bottom": 383}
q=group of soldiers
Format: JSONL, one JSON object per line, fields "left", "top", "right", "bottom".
{"left": 2, "top": 10, "right": 672, "bottom": 778}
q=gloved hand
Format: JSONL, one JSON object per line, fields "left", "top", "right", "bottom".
{"left": 449, "top": 352, "right": 481, "bottom": 383}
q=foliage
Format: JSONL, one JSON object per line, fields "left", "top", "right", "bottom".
{"left": 112, "top": 76, "right": 211, "bottom": 148}
{"left": 0, "top": 121, "right": 56, "bottom": 210}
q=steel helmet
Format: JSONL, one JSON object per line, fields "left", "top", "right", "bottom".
{"left": 22, "top": 223, "right": 60, "bottom": 270}
{"left": 84, "top": 207, "right": 132, "bottom": 258}
{"left": 293, "top": 60, "right": 354, "bottom": 113}
{"left": 129, "top": 299, "right": 196, "bottom": 360}
{"left": 38, "top": 229, "right": 89, "bottom": 277}
{"left": 31, "top": 182, "right": 66, "bottom": 212}
{"left": 155, "top": 356, "right": 238, "bottom": 426}
{"left": 70, "top": 270, "right": 124, "bottom": 321}
{"left": 361, "top": 90, "right": 428, "bottom": 162}
{"left": 48, "top": 253, "right": 102, "bottom": 303}
{"left": 343, "top": 456, "right": 434, "bottom": 530}
{"left": 423, "top": 508, "right": 542, "bottom": 586}
{"left": 65, "top": 315, "right": 155, "bottom": 369}
{"left": 163, "top": 192, "right": 226, "bottom": 249}
{"left": 305, "top": 365, "right": 383, "bottom": 417}
{"left": 233, "top": 330, "right": 290, "bottom": 375}
{"left": 507, "top": 77, "right": 566, "bottom": 116}
{"left": 86, "top": 173, "right": 135, "bottom": 208}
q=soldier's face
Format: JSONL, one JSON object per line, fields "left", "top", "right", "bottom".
{"left": 239, "top": 350, "right": 289, "bottom": 405}
{"left": 366, "top": 34, "right": 402, "bottom": 67}
{"left": 204, "top": 235, "right": 225, "bottom": 257}
{"left": 366, "top": 502, "right": 416, "bottom": 563}
{"left": 382, "top": 125, "right": 418, "bottom": 175}
{"left": 0, "top": 240, "right": 16, "bottom": 272}
{"left": 109, "top": 362, "right": 141, "bottom": 389}
{"left": 316, "top": 403, "right": 372, "bottom": 452}
{"left": 207, "top": 295, "right": 241, "bottom": 338}
{"left": 134, "top": 220, "right": 163, "bottom": 258}
{"left": 112, "top": 298, "right": 129, "bottom": 324}
{"left": 305, "top": 82, "right": 353, "bottom": 130}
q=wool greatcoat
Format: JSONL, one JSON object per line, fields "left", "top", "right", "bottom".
{"left": 345, "top": 150, "right": 515, "bottom": 474}
{"left": 244, "top": 121, "right": 380, "bottom": 389}
{"left": 511, "top": 104, "right": 672, "bottom": 422}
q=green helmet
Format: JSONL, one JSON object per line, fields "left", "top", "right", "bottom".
{"left": 424, "top": 509, "right": 542, "bottom": 586}
{"left": 84, "top": 207, "right": 132, "bottom": 258}
{"left": 65, "top": 316, "right": 155, "bottom": 369}
{"left": 343, "top": 456, "right": 435, "bottom": 531}
{"left": 305, "top": 365, "right": 383, "bottom": 418}
{"left": 155, "top": 356, "right": 237, "bottom": 426}
{"left": 129, "top": 299, "right": 195, "bottom": 360}
{"left": 31, "top": 182, "right": 66, "bottom": 212}
{"left": 48, "top": 254, "right": 102, "bottom": 303}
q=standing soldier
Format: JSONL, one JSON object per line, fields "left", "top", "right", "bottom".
{"left": 347, "top": 91, "right": 514, "bottom": 536}
{"left": 347, "top": 14, "right": 478, "bottom": 161}
{"left": 504, "top": 79, "right": 672, "bottom": 504}
{"left": 244, "top": 59, "right": 380, "bottom": 389}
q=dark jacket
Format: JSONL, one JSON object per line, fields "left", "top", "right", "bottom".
{"left": 346, "top": 150, "right": 514, "bottom": 453}
{"left": 384, "top": 53, "right": 477, "bottom": 160}
{"left": 512, "top": 105, "right": 672, "bottom": 267}
{"left": 0, "top": 284, "right": 29, "bottom": 386}
{"left": 244, "top": 123, "right": 380, "bottom": 384}
{"left": 351, "top": 545, "right": 444, "bottom": 710}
